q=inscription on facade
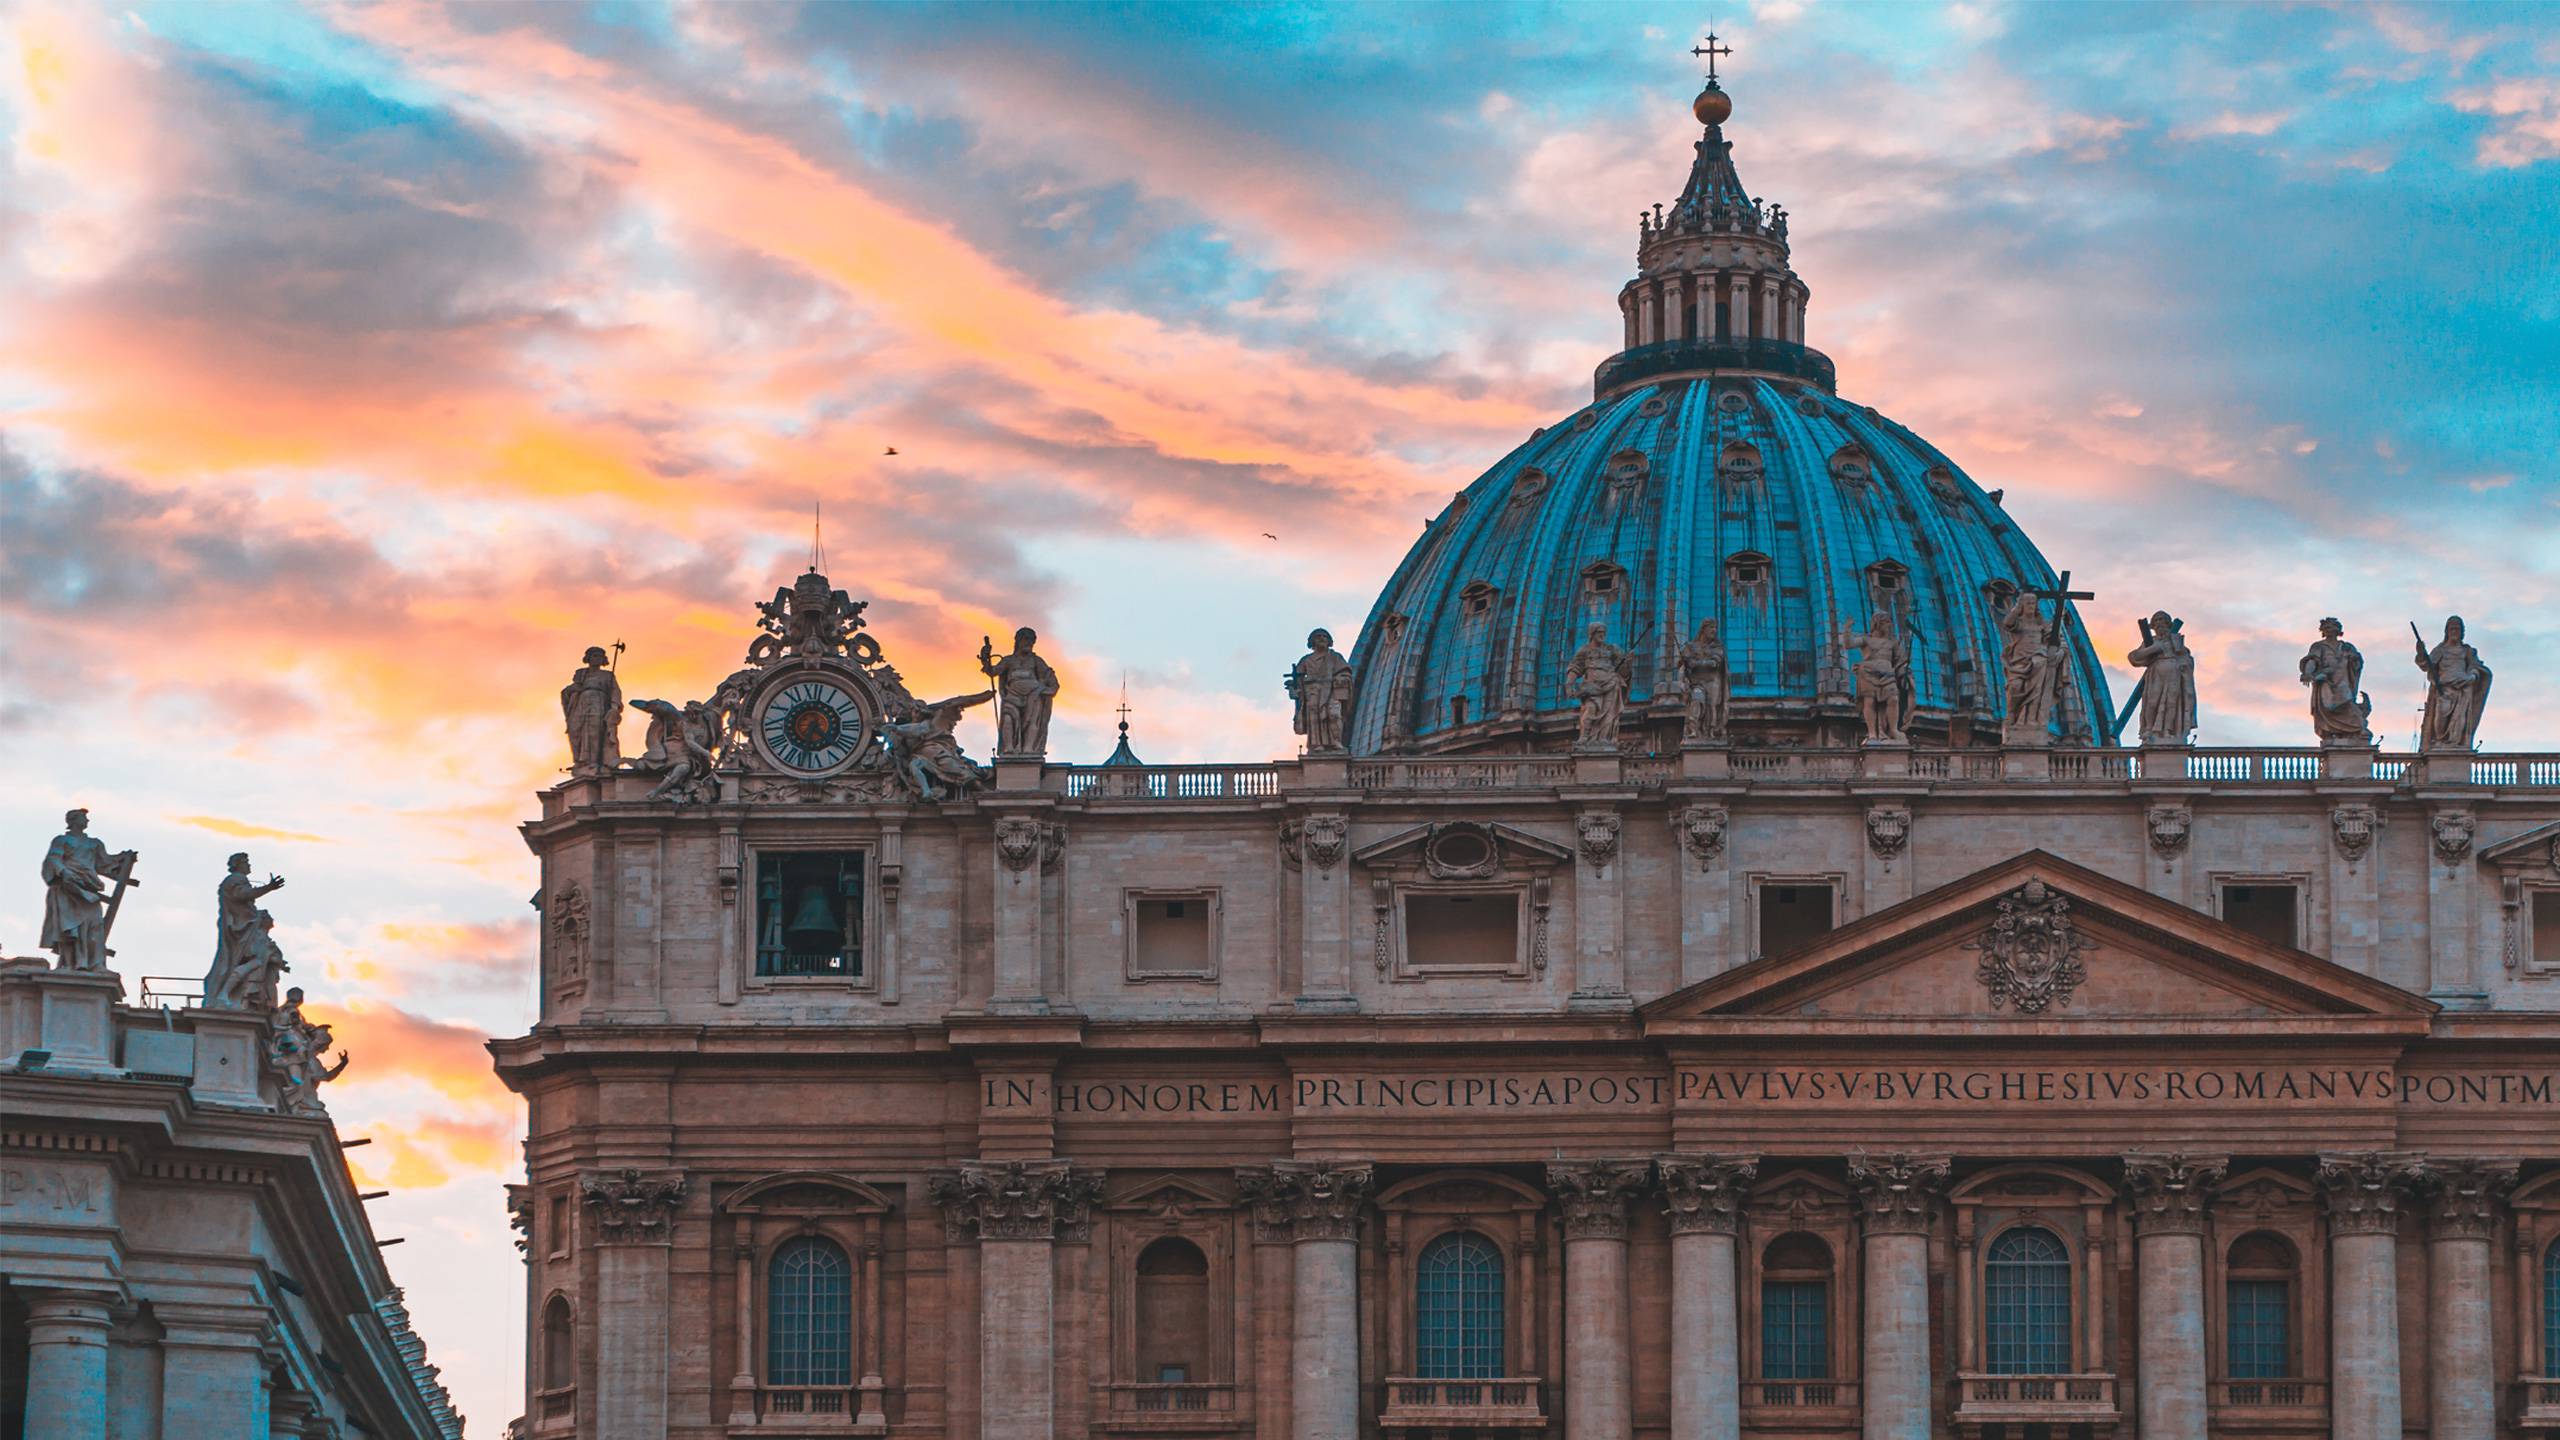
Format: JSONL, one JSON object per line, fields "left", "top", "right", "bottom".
{"left": 0, "top": 1165, "right": 103, "bottom": 1213}
{"left": 997, "top": 1068, "right": 2560, "bottom": 1117}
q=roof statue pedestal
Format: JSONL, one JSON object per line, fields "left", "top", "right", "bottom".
{"left": 185, "top": 1004, "right": 275, "bottom": 1109}
{"left": 1678, "top": 742, "right": 1731, "bottom": 780}
{"left": 4, "top": 961, "right": 123, "bottom": 1077}
{"left": 1342, "top": 77, "right": 2111, "bottom": 760}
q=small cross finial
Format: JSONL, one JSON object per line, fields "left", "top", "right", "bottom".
{"left": 1691, "top": 31, "right": 1732, "bottom": 83}
{"left": 1117, "top": 675, "right": 1133, "bottom": 735}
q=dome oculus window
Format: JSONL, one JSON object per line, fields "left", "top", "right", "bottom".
{"left": 1924, "top": 464, "right": 1967, "bottom": 513}
{"left": 1717, "top": 441, "right": 1763, "bottom": 478}
{"left": 1829, "top": 444, "right": 1873, "bottom": 487}
{"left": 1459, "top": 582, "right": 1500, "bottom": 619}
{"left": 1637, "top": 395, "right": 1669, "bottom": 418}
{"left": 1506, "top": 468, "right": 1549, "bottom": 511}
{"left": 1716, "top": 388, "right": 1751, "bottom": 415}
{"left": 1606, "top": 450, "right": 1650, "bottom": 492}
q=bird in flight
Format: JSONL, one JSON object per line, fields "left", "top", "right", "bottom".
{"left": 1261, "top": 532, "right": 1278, "bottom": 540}
{"left": 884, "top": 446, "right": 899, "bottom": 456}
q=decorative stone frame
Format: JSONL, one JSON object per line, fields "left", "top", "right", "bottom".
{"left": 533, "top": 1289, "right": 578, "bottom": 1434}
{"left": 1353, "top": 823, "right": 1571, "bottom": 983}
{"left": 1745, "top": 872, "right": 1849, "bottom": 962}
{"left": 1120, "top": 887, "right": 1222, "bottom": 984}
{"left": 1947, "top": 1164, "right": 2116, "bottom": 1380}
{"left": 1738, "top": 1169, "right": 1860, "bottom": 1405}
{"left": 2207, "top": 1167, "right": 2328, "bottom": 1398}
{"left": 1102, "top": 1176, "right": 1238, "bottom": 1394}
{"left": 2507, "top": 1171, "right": 2560, "bottom": 1380}
{"left": 1374, "top": 1171, "right": 1549, "bottom": 1384}
{"left": 737, "top": 836, "right": 888, "bottom": 998}
{"left": 714, "top": 1171, "right": 897, "bottom": 1435}
{"left": 2209, "top": 871, "right": 2312, "bottom": 948}
{"left": 2484, "top": 824, "right": 2560, "bottom": 977}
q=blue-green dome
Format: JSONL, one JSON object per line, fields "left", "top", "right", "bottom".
{"left": 1343, "top": 371, "right": 2113, "bottom": 753}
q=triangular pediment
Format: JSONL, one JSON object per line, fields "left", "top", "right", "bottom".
{"left": 1643, "top": 851, "right": 2434, "bottom": 1031}
{"left": 1104, "top": 1173, "right": 1230, "bottom": 1215}
{"left": 2481, "top": 819, "right": 2560, "bottom": 866}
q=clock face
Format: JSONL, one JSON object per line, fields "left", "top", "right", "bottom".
{"left": 758, "top": 678, "right": 870, "bottom": 775}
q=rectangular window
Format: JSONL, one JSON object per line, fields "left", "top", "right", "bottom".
{"left": 1760, "top": 1281, "right": 1829, "bottom": 1379}
{"left": 1758, "top": 882, "right": 1837, "bottom": 959}
{"left": 1155, "top": 1365, "right": 1188, "bottom": 1384}
{"left": 1127, "top": 890, "right": 1219, "bottom": 981}
{"left": 548, "top": 1195, "right": 569, "bottom": 1258}
{"left": 2226, "top": 1279, "right": 2290, "bottom": 1379}
{"left": 756, "top": 851, "right": 865, "bottom": 979}
{"left": 1404, "top": 892, "right": 1520, "bottom": 974}
{"left": 2535, "top": 891, "right": 2560, "bottom": 969}
{"left": 2221, "top": 882, "right": 2299, "bottom": 949}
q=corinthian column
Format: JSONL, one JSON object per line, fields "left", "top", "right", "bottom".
{"left": 2124, "top": 1154, "right": 2226, "bottom": 1440}
{"left": 1658, "top": 1155, "right": 1758, "bottom": 1440}
{"left": 928, "top": 1159, "right": 1104, "bottom": 1440}
{"left": 1237, "top": 1162, "right": 1375, "bottom": 1440}
{"left": 1848, "top": 1154, "right": 1949, "bottom": 1440}
{"left": 2317, "top": 1152, "right": 2426, "bottom": 1440}
{"left": 1548, "top": 1161, "right": 1652, "bottom": 1440}
{"left": 581, "top": 1169, "right": 688, "bottom": 1440}
{"left": 2422, "top": 1158, "right": 2517, "bottom": 1440}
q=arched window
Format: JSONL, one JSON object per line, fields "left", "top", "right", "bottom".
{"left": 1759, "top": 1233, "right": 1832, "bottom": 1379}
{"left": 1983, "top": 1227, "right": 2072, "bottom": 1374}
{"left": 541, "top": 1295, "right": 574, "bottom": 1390}
{"left": 1415, "top": 1231, "right": 1505, "bottom": 1379}
{"left": 2225, "top": 1232, "right": 2297, "bottom": 1380}
{"left": 2543, "top": 1240, "right": 2560, "bottom": 1374}
{"left": 766, "top": 1236, "right": 853, "bottom": 1387}
{"left": 1136, "top": 1237, "right": 1210, "bottom": 1384}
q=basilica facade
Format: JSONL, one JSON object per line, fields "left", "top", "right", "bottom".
{"left": 498, "top": 75, "right": 2560, "bottom": 1440}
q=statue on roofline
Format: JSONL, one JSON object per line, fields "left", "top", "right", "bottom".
{"left": 1835, "top": 613, "right": 1911, "bottom": 744}
{"left": 2413, "top": 615, "right": 2490, "bottom": 752}
{"left": 1676, "top": 618, "right": 1729, "bottom": 743}
{"left": 2298, "top": 617, "right": 2372, "bottom": 746}
{"left": 1288, "top": 628, "right": 1354, "bottom": 754}
{"left": 41, "top": 808, "right": 136, "bottom": 973}
{"left": 979, "top": 627, "right": 1060, "bottom": 758}
{"left": 204, "top": 852, "right": 288, "bottom": 1010}
{"left": 1565, "top": 624, "right": 1632, "bottom": 750}
{"left": 2126, "top": 611, "right": 2196, "bottom": 746}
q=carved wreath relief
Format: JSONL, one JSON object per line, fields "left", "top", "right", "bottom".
{"left": 1967, "top": 879, "right": 2095, "bottom": 1014}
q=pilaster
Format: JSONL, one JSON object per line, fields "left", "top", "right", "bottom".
{"left": 582, "top": 1169, "right": 685, "bottom": 1440}
{"left": 1570, "top": 809, "right": 1629, "bottom": 1006}
{"left": 988, "top": 809, "right": 1062, "bottom": 1012}
{"left": 2424, "top": 803, "right": 2484, "bottom": 1001}
{"left": 2325, "top": 801, "right": 2384, "bottom": 976}
{"left": 1291, "top": 812, "right": 1356, "bottom": 1008}
{"left": 929, "top": 1159, "right": 1105, "bottom": 1440}
{"left": 1670, "top": 806, "right": 1732, "bottom": 984}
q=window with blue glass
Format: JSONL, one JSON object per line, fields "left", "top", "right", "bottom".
{"left": 766, "top": 1236, "right": 853, "bottom": 1387}
{"left": 1983, "top": 1227, "right": 2072, "bottom": 1374}
{"left": 2544, "top": 1241, "right": 2560, "bottom": 1373}
{"left": 1758, "top": 1233, "right": 1832, "bottom": 1379}
{"left": 2224, "top": 1232, "right": 2297, "bottom": 1380}
{"left": 1415, "top": 1231, "right": 1505, "bottom": 1379}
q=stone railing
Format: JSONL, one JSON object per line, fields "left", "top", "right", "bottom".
{"left": 1955, "top": 1372, "right": 2117, "bottom": 1420}
{"left": 1748, "top": 1378, "right": 1858, "bottom": 1409}
{"left": 2211, "top": 1378, "right": 2325, "bottom": 1410}
{"left": 1380, "top": 1376, "right": 1547, "bottom": 1430}
{"left": 1061, "top": 765, "right": 1285, "bottom": 800}
{"left": 1348, "top": 756, "right": 1576, "bottom": 792}
{"left": 2518, "top": 1377, "right": 2560, "bottom": 1431}
{"left": 757, "top": 1384, "right": 867, "bottom": 1422}
{"left": 1100, "top": 1381, "right": 1234, "bottom": 1427}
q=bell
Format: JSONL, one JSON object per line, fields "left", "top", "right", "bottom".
{"left": 784, "top": 886, "right": 842, "bottom": 952}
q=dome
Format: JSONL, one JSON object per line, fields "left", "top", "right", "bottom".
{"left": 1341, "top": 77, "right": 2112, "bottom": 756}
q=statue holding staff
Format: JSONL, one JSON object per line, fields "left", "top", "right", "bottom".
{"left": 2413, "top": 616, "right": 2491, "bottom": 752}
{"left": 41, "top": 808, "right": 136, "bottom": 972}
{"left": 1287, "top": 628, "right": 1355, "bottom": 753}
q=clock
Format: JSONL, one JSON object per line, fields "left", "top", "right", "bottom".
{"left": 755, "top": 675, "right": 873, "bottom": 776}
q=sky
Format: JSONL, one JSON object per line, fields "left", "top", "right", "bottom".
{"left": 2, "top": 0, "right": 2556, "bottom": 1430}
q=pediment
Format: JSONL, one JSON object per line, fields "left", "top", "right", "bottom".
{"left": 1104, "top": 1173, "right": 1229, "bottom": 1215}
{"left": 720, "top": 1171, "right": 895, "bottom": 1216}
{"left": 1353, "top": 820, "right": 1573, "bottom": 874}
{"left": 2481, "top": 819, "right": 2560, "bottom": 868}
{"left": 1644, "top": 851, "right": 2434, "bottom": 1030}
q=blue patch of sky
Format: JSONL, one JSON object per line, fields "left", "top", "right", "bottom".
{"left": 130, "top": 0, "right": 449, "bottom": 111}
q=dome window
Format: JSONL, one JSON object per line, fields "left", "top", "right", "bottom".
{"left": 1924, "top": 465, "right": 1967, "bottom": 514}
{"left": 1376, "top": 612, "right": 1410, "bottom": 648}
{"left": 1572, "top": 409, "right": 1599, "bottom": 432}
{"left": 1865, "top": 560, "right": 1912, "bottom": 624}
{"left": 1581, "top": 561, "right": 1627, "bottom": 602}
{"left": 1717, "top": 441, "right": 1763, "bottom": 479}
{"left": 1716, "top": 388, "right": 1751, "bottom": 416}
{"left": 1637, "top": 395, "right": 1670, "bottom": 419}
{"left": 1830, "top": 444, "right": 1873, "bottom": 489}
{"left": 1606, "top": 450, "right": 1650, "bottom": 493}
{"left": 1727, "top": 551, "right": 1774, "bottom": 606}
{"left": 1795, "top": 393, "right": 1824, "bottom": 418}
{"left": 1459, "top": 581, "right": 1501, "bottom": 619}
{"left": 1506, "top": 468, "right": 1550, "bottom": 513}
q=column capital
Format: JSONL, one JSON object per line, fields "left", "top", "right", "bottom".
{"left": 580, "top": 1167, "right": 688, "bottom": 1245}
{"left": 1848, "top": 1152, "right": 1950, "bottom": 1236}
{"left": 2315, "top": 1150, "right": 2428, "bottom": 1236}
{"left": 1235, "top": 1161, "right": 1374, "bottom": 1244}
{"left": 927, "top": 1158, "right": 1103, "bottom": 1243}
{"left": 1655, "top": 1153, "right": 1759, "bottom": 1236}
{"left": 19, "top": 1286, "right": 119, "bottom": 1332}
{"left": 1547, "top": 1158, "right": 1652, "bottom": 1241}
{"left": 2124, "top": 1152, "right": 2228, "bottom": 1236}
{"left": 2418, "top": 1156, "right": 2518, "bottom": 1241}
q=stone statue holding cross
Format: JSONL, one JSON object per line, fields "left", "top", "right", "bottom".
{"left": 2000, "top": 574, "right": 2089, "bottom": 745}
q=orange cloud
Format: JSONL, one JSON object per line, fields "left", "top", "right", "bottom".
{"left": 172, "top": 815, "right": 333, "bottom": 844}
{"left": 306, "top": 999, "right": 508, "bottom": 1109}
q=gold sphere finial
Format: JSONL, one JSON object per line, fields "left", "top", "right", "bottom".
{"left": 1693, "top": 81, "right": 1731, "bottom": 127}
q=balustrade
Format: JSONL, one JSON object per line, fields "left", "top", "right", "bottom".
{"left": 2521, "top": 1377, "right": 2560, "bottom": 1430}
{"left": 1748, "top": 1378, "right": 1858, "bottom": 1410}
{"left": 1380, "top": 1376, "right": 1548, "bottom": 1430}
{"left": 2212, "top": 1378, "right": 2326, "bottom": 1411}
{"left": 1955, "top": 1372, "right": 2119, "bottom": 1432}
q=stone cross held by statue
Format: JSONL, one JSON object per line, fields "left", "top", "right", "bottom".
{"left": 2029, "top": 571, "right": 2095, "bottom": 644}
